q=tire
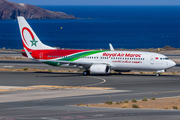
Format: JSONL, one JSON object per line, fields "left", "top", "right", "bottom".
{"left": 83, "top": 71, "right": 90, "bottom": 76}
{"left": 156, "top": 73, "right": 160, "bottom": 77}
{"left": 83, "top": 71, "right": 88, "bottom": 76}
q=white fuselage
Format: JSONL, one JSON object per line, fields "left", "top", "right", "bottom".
{"left": 71, "top": 51, "right": 176, "bottom": 71}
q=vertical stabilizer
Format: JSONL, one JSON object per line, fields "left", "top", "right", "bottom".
{"left": 17, "top": 16, "right": 55, "bottom": 50}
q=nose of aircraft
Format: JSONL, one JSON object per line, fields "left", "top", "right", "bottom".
{"left": 169, "top": 60, "right": 176, "bottom": 68}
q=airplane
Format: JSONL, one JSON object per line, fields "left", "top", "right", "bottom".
{"left": 17, "top": 16, "right": 176, "bottom": 76}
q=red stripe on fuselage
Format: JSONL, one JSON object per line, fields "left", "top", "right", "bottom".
{"left": 21, "top": 49, "right": 88, "bottom": 59}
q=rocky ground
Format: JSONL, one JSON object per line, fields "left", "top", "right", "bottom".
{"left": 0, "top": 0, "right": 76, "bottom": 19}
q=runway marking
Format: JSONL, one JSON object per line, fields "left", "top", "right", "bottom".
{"left": 2, "top": 66, "right": 14, "bottom": 67}
{"left": 81, "top": 76, "right": 107, "bottom": 87}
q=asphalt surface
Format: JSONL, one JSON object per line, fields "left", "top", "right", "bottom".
{"left": 0, "top": 72, "right": 180, "bottom": 119}
{"left": 0, "top": 59, "right": 180, "bottom": 72}
{"left": 0, "top": 51, "right": 180, "bottom": 119}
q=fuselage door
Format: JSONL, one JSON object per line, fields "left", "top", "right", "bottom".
{"left": 150, "top": 55, "right": 155, "bottom": 65}
{"left": 39, "top": 52, "right": 43, "bottom": 59}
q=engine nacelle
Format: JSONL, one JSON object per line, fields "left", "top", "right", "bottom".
{"left": 90, "top": 64, "right": 110, "bottom": 74}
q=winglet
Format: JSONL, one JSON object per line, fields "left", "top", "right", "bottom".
{"left": 109, "top": 43, "right": 114, "bottom": 51}
{"left": 24, "top": 47, "right": 33, "bottom": 59}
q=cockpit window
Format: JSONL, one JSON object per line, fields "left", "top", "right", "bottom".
{"left": 160, "top": 57, "right": 169, "bottom": 60}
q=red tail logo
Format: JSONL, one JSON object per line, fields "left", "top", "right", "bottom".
{"left": 22, "top": 27, "right": 38, "bottom": 47}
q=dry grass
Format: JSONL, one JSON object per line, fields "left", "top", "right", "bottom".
{"left": 0, "top": 85, "right": 113, "bottom": 92}
{"left": 0, "top": 68, "right": 78, "bottom": 73}
{"left": 79, "top": 97, "right": 180, "bottom": 110}
{"left": 0, "top": 57, "right": 29, "bottom": 60}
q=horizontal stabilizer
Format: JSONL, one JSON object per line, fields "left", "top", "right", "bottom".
{"left": 24, "top": 47, "right": 33, "bottom": 59}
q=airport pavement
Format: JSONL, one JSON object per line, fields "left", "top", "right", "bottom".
{"left": 0, "top": 51, "right": 180, "bottom": 119}
{"left": 0, "top": 59, "right": 180, "bottom": 72}
{"left": 0, "top": 72, "right": 180, "bottom": 119}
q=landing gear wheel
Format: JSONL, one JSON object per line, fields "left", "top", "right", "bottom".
{"left": 156, "top": 73, "right": 160, "bottom": 77}
{"left": 83, "top": 71, "right": 90, "bottom": 76}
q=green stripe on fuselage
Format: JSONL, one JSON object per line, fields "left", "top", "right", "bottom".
{"left": 43, "top": 61, "right": 62, "bottom": 66}
{"left": 58, "top": 50, "right": 106, "bottom": 61}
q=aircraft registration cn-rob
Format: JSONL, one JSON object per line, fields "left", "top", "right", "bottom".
{"left": 17, "top": 16, "right": 176, "bottom": 76}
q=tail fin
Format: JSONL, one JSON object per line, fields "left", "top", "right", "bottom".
{"left": 17, "top": 16, "right": 55, "bottom": 50}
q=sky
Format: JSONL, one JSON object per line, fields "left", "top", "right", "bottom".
{"left": 7, "top": 0, "right": 180, "bottom": 6}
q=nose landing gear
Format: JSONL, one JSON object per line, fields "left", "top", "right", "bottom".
{"left": 156, "top": 73, "right": 160, "bottom": 77}
{"left": 156, "top": 70, "right": 165, "bottom": 77}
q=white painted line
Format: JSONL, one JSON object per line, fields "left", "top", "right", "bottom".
{"left": 81, "top": 76, "right": 106, "bottom": 87}
{"left": 0, "top": 86, "right": 23, "bottom": 89}
{"left": 2, "top": 66, "right": 14, "bottom": 67}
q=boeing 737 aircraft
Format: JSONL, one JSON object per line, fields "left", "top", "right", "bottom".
{"left": 17, "top": 16, "right": 176, "bottom": 76}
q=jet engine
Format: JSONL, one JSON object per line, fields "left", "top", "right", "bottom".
{"left": 90, "top": 64, "right": 110, "bottom": 74}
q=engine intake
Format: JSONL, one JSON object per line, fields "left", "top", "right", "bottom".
{"left": 90, "top": 64, "right": 110, "bottom": 74}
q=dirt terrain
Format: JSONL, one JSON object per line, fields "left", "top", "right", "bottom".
{"left": 78, "top": 97, "right": 180, "bottom": 110}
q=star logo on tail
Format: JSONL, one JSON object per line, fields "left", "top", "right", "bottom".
{"left": 30, "top": 38, "right": 38, "bottom": 46}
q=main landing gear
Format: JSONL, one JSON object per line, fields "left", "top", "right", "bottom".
{"left": 83, "top": 70, "right": 90, "bottom": 76}
{"left": 156, "top": 70, "right": 165, "bottom": 77}
{"left": 156, "top": 73, "right": 160, "bottom": 77}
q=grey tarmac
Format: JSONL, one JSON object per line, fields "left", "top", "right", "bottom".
{"left": 0, "top": 71, "right": 180, "bottom": 119}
